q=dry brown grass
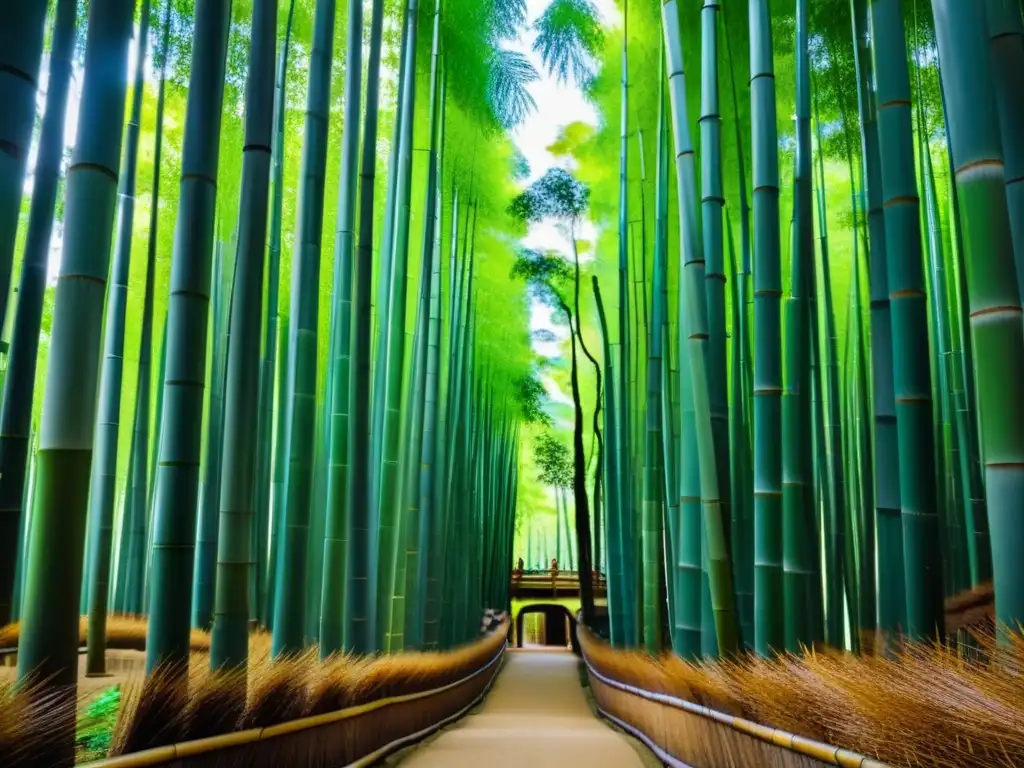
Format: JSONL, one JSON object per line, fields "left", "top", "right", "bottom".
{"left": 109, "top": 621, "right": 508, "bottom": 757}
{"left": 0, "top": 614, "right": 211, "bottom": 653}
{"left": 0, "top": 680, "right": 80, "bottom": 768}
{"left": 579, "top": 622, "right": 1024, "bottom": 768}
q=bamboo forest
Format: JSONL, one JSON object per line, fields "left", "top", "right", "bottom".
{"left": 1, "top": 0, "right": 1023, "bottom": 765}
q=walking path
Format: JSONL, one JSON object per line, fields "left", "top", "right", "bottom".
{"left": 396, "top": 649, "right": 655, "bottom": 768}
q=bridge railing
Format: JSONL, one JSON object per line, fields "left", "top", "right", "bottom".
{"left": 80, "top": 621, "right": 509, "bottom": 768}
{"left": 576, "top": 621, "right": 889, "bottom": 768}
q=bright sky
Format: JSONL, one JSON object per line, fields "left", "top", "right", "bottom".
{"left": 510, "top": 0, "right": 617, "bottom": 406}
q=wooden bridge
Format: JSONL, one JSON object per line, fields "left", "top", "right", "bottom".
{"left": 509, "top": 569, "right": 607, "bottom": 600}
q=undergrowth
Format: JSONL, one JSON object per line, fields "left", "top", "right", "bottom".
{"left": 76, "top": 686, "right": 120, "bottom": 763}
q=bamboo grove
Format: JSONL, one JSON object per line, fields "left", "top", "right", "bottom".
{"left": 3, "top": 0, "right": 1024, "bottom": 760}
{"left": 508, "top": 0, "right": 1024, "bottom": 660}
{"left": 0, "top": 0, "right": 548, "bottom": 759}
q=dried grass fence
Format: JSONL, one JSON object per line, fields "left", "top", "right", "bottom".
{"left": 0, "top": 617, "right": 508, "bottom": 767}
{"left": 579, "top": 620, "right": 1024, "bottom": 768}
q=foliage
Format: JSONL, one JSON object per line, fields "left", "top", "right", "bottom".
{"left": 514, "top": 372, "right": 552, "bottom": 427}
{"left": 506, "top": 166, "right": 589, "bottom": 223}
{"left": 487, "top": 48, "right": 539, "bottom": 128}
{"left": 532, "top": 0, "right": 604, "bottom": 88}
{"left": 534, "top": 432, "right": 573, "bottom": 488}
{"left": 511, "top": 247, "right": 572, "bottom": 309}
{"left": 76, "top": 686, "right": 121, "bottom": 763}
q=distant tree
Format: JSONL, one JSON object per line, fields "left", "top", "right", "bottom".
{"left": 514, "top": 371, "right": 552, "bottom": 427}
{"left": 509, "top": 167, "right": 599, "bottom": 623}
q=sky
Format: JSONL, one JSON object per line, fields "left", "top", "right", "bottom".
{"left": 508, "top": 0, "right": 617, "bottom": 401}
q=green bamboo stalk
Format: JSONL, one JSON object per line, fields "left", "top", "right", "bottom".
{"left": 593, "top": 278, "right": 626, "bottom": 647}
{"left": 15, "top": 1, "right": 135, "bottom": 757}
{"left": 852, "top": 0, "right": 904, "bottom": 638}
{"left": 618, "top": 1, "right": 638, "bottom": 650}
{"left": 143, "top": 318, "right": 169, "bottom": 616}
{"left": 782, "top": 0, "right": 814, "bottom": 653}
{"left": 725, "top": 213, "right": 753, "bottom": 650}
{"left": 746, "top": 0, "right": 783, "bottom": 656}
{"left": 0, "top": 2, "right": 49, "bottom": 335}
{"left": 871, "top": 0, "right": 943, "bottom": 641}
{"left": 369, "top": 0, "right": 412, "bottom": 510}
{"left": 255, "top": 0, "right": 297, "bottom": 628}
{"left": 346, "top": 0, "right": 387, "bottom": 654}
{"left": 0, "top": 0, "right": 76, "bottom": 627}
{"left": 115, "top": 0, "right": 172, "bottom": 619}
{"left": 11, "top": 430, "right": 37, "bottom": 621}
{"left": 932, "top": 0, "right": 1024, "bottom": 638}
{"left": 271, "top": 0, "right": 336, "bottom": 657}
{"left": 146, "top": 0, "right": 232, "bottom": 674}
{"left": 986, "top": 0, "right": 1024, "bottom": 298}
{"left": 265, "top": 313, "right": 290, "bottom": 630}
{"left": 85, "top": 0, "right": 154, "bottom": 675}
{"left": 319, "top": 0, "right": 363, "bottom": 658}
{"left": 210, "top": 0, "right": 277, "bottom": 672}
{"left": 722, "top": 8, "right": 754, "bottom": 648}
{"left": 811, "top": 85, "right": 847, "bottom": 648}
{"left": 663, "top": 0, "right": 739, "bottom": 657}
{"left": 408, "top": 127, "right": 443, "bottom": 648}
{"left": 642, "top": 155, "right": 667, "bottom": 653}
{"left": 378, "top": 0, "right": 420, "bottom": 652}
{"left": 193, "top": 243, "right": 230, "bottom": 630}
{"left": 700, "top": 0, "right": 730, "bottom": 575}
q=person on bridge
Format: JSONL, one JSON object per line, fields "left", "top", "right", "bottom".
{"left": 549, "top": 558, "right": 558, "bottom": 581}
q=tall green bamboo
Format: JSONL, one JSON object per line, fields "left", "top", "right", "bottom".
{"left": 379, "top": 0, "right": 420, "bottom": 651}
{"left": 932, "top": 0, "right": 1024, "bottom": 637}
{"left": 255, "top": 0, "right": 297, "bottom": 628}
{"left": 114, "top": 1, "right": 170, "bottom": 617}
{"left": 747, "top": 0, "right": 783, "bottom": 656}
{"left": 271, "top": 0, "right": 336, "bottom": 657}
{"left": 15, "top": 2, "right": 134, "bottom": 759}
{"left": 0, "top": 0, "right": 76, "bottom": 627}
{"left": 193, "top": 243, "right": 230, "bottom": 629}
{"left": 402, "top": 0, "right": 444, "bottom": 651}
{"left": 812, "top": 97, "right": 848, "bottom": 646}
{"left": 319, "top": 0, "right": 364, "bottom": 658}
{"left": 722, "top": 11, "right": 754, "bottom": 646}
{"left": 593, "top": 278, "right": 626, "bottom": 646}
{"left": 782, "top": 0, "right": 814, "bottom": 653}
{"left": 871, "top": 0, "right": 943, "bottom": 640}
{"left": 985, "top": 0, "right": 1024, "bottom": 297}
{"left": 0, "top": 3, "right": 49, "bottom": 335}
{"left": 146, "top": 0, "right": 232, "bottom": 675}
{"left": 663, "top": 0, "right": 738, "bottom": 657}
{"left": 642, "top": 152, "right": 666, "bottom": 653}
{"left": 618, "top": 0, "right": 639, "bottom": 650}
{"left": 85, "top": 0, "right": 153, "bottom": 676}
{"left": 700, "top": 0, "right": 730, "bottom": 566}
{"left": 265, "top": 313, "right": 290, "bottom": 629}
{"left": 852, "top": 0, "right": 903, "bottom": 637}
{"left": 210, "top": 0, "right": 278, "bottom": 672}
{"left": 142, "top": 319, "right": 169, "bottom": 616}
{"left": 346, "top": 0, "right": 387, "bottom": 654}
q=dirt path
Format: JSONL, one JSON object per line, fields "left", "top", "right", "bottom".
{"left": 396, "top": 649, "right": 654, "bottom": 768}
